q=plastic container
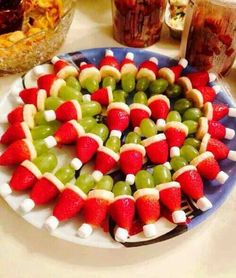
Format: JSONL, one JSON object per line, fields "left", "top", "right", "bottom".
{"left": 180, "top": 0, "right": 236, "bottom": 75}
{"left": 111, "top": 0, "right": 167, "bottom": 47}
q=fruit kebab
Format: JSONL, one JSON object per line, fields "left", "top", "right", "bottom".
{"left": 44, "top": 173, "right": 95, "bottom": 232}
{"left": 153, "top": 165, "right": 186, "bottom": 224}
{"left": 134, "top": 170, "right": 160, "bottom": 238}
{"left": 51, "top": 56, "right": 78, "bottom": 79}
{"left": 79, "top": 61, "right": 101, "bottom": 93}
{"left": 77, "top": 175, "right": 114, "bottom": 238}
{"left": 19, "top": 163, "right": 77, "bottom": 214}
{"left": 37, "top": 73, "right": 66, "bottom": 97}
{"left": 121, "top": 53, "right": 137, "bottom": 94}
{"left": 203, "top": 102, "right": 236, "bottom": 121}
{"left": 109, "top": 181, "right": 135, "bottom": 243}
{"left": 18, "top": 88, "right": 47, "bottom": 110}
{"left": 0, "top": 152, "right": 57, "bottom": 198}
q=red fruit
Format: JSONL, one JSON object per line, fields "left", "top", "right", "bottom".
{"left": 208, "top": 120, "right": 225, "bottom": 140}
{"left": 165, "top": 126, "right": 187, "bottom": 148}
{"left": 137, "top": 58, "right": 159, "bottom": 79}
{"left": 196, "top": 86, "right": 216, "bottom": 103}
{"left": 130, "top": 104, "right": 151, "bottom": 127}
{"left": 99, "top": 55, "right": 120, "bottom": 71}
{"left": 19, "top": 88, "right": 38, "bottom": 105}
{"left": 205, "top": 137, "right": 229, "bottom": 160}
{"left": 107, "top": 107, "right": 130, "bottom": 132}
{"left": 194, "top": 155, "right": 220, "bottom": 180}
{"left": 7, "top": 104, "right": 36, "bottom": 128}
{"left": 185, "top": 71, "right": 210, "bottom": 87}
{"left": 7, "top": 106, "right": 23, "bottom": 124}
{"left": 54, "top": 121, "right": 83, "bottom": 145}
{"left": 212, "top": 103, "right": 229, "bottom": 121}
{"left": 94, "top": 147, "right": 119, "bottom": 174}
{"left": 37, "top": 74, "right": 56, "bottom": 96}
{"left": 91, "top": 87, "right": 112, "bottom": 106}
{"left": 53, "top": 187, "right": 85, "bottom": 221}
{"left": 120, "top": 149, "right": 143, "bottom": 175}
{"left": 55, "top": 101, "right": 81, "bottom": 122}
{"left": 159, "top": 186, "right": 182, "bottom": 212}
{"left": 148, "top": 96, "right": 170, "bottom": 120}
{"left": 109, "top": 197, "right": 135, "bottom": 230}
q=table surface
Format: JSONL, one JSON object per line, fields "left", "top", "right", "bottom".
{"left": 0, "top": 1, "right": 236, "bottom": 277}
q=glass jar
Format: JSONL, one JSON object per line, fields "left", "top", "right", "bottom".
{"left": 180, "top": 0, "right": 236, "bottom": 75}
{"left": 111, "top": 0, "right": 167, "bottom": 48}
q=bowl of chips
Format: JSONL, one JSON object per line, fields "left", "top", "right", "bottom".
{"left": 0, "top": 0, "right": 74, "bottom": 75}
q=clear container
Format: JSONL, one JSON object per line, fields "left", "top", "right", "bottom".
{"left": 180, "top": 0, "right": 236, "bottom": 75}
{"left": 111, "top": 0, "right": 167, "bottom": 48}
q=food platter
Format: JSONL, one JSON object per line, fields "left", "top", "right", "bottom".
{"left": 0, "top": 47, "right": 235, "bottom": 249}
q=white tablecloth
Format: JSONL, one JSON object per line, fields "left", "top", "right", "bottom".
{"left": 0, "top": 1, "right": 235, "bottom": 277}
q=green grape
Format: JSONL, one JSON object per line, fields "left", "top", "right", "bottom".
{"left": 83, "top": 77, "right": 99, "bottom": 93}
{"left": 45, "top": 96, "right": 64, "bottom": 110}
{"left": 125, "top": 132, "right": 141, "bottom": 144}
{"left": 112, "top": 90, "right": 126, "bottom": 103}
{"left": 180, "top": 145, "right": 199, "bottom": 162}
{"left": 31, "top": 124, "right": 58, "bottom": 140}
{"left": 55, "top": 165, "right": 75, "bottom": 184}
{"left": 133, "top": 91, "right": 148, "bottom": 105}
{"left": 58, "top": 85, "right": 83, "bottom": 102}
{"left": 102, "top": 76, "right": 116, "bottom": 91}
{"left": 183, "top": 120, "right": 198, "bottom": 134}
{"left": 166, "top": 111, "right": 182, "bottom": 123}
{"left": 166, "top": 84, "right": 182, "bottom": 99}
{"left": 149, "top": 78, "right": 168, "bottom": 95}
{"left": 135, "top": 170, "right": 154, "bottom": 189}
{"left": 33, "top": 139, "right": 50, "bottom": 156}
{"left": 184, "top": 138, "right": 201, "bottom": 150}
{"left": 105, "top": 136, "right": 121, "bottom": 153}
{"left": 75, "top": 173, "right": 95, "bottom": 194}
{"left": 170, "top": 156, "right": 188, "bottom": 172}
{"left": 65, "top": 76, "right": 81, "bottom": 91}
{"left": 136, "top": 77, "right": 150, "bottom": 91}
{"left": 112, "top": 181, "right": 131, "bottom": 197}
{"left": 183, "top": 108, "right": 202, "bottom": 122}
{"left": 140, "top": 118, "right": 157, "bottom": 138}
{"left": 81, "top": 101, "right": 102, "bottom": 117}
{"left": 79, "top": 117, "right": 97, "bottom": 132}
{"left": 95, "top": 175, "right": 113, "bottom": 191}
{"left": 121, "top": 73, "right": 135, "bottom": 93}
{"left": 153, "top": 165, "right": 171, "bottom": 185}
{"left": 174, "top": 98, "right": 192, "bottom": 114}
{"left": 35, "top": 111, "right": 48, "bottom": 125}
{"left": 33, "top": 152, "right": 57, "bottom": 173}
{"left": 91, "top": 123, "right": 109, "bottom": 142}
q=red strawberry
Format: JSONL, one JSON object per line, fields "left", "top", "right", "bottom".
{"left": 19, "top": 88, "right": 47, "bottom": 110}
{"left": 7, "top": 104, "right": 36, "bottom": 128}
{"left": 89, "top": 87, "right": 113, "bottom": 106}
{"left": 203, "top": 102, "right": 230, "bottom": 121}
{"left": 148, "top": 95, "right": 170, "bottom": 120}
{"left": 52, "top": 57, "right": 78, "bottom": 79}
{"left": 195, "top": 86, "right": 217, "bottom": 103}
{"left": 136, "top": 57, "right": 159, "bottom": 81}
{"left": 55, "top": 101, "right": 82, "bottom": 122}
{"left": 130, "top": 103, "right": 151, "bottom": 127}
{"left": 208, "top": 120, "right": 227, "bottom": 140}
{"left": 0, "top": 122, "right": 31, "bottom": 145}
{"left": 0, "top": 139, "right": 36, "bottom": 166}
{"left": 7, "top": 106, "right": 24, "bottom": 124}
{"left": 37, "top": 74, "right": 66, "bottom": 97}
{"left": 142, "top": 134, "right": 168, "bottom": 164}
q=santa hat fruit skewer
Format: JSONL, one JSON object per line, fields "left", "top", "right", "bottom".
{"left": 37, "top": 74, "right": 66, "bottom": 97}
{"left": 136, "top": 57, "right": 159, "bottom": 81}
{"left": 99, "top": 49, "right": 121, "bottom": 81}
{"left": 203, "top": 102, "right": 236, "bottom": 121}
{"left": 51, "top": 56, "right": 78, "bottom": 79}
{"left": 120, "top": 53, "right": 137, "bottom": 93}
{"left": 19, "top": 88, "right": 47, "bottom": 111}
{"left": 79, "top": 61, "right": 101, "bottom": 93}
{"left": 83, "top": 87, "right": 113, "bottom": 106}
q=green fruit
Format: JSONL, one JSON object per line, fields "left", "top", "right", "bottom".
{"left": 75, "top": 173, "right": 95, "bottom": 194}
{"left": 79, "top": 117, "right": 97, "bottom": 132}
{"left": 112, "top": 90, "right": 126, "bottom": 103}
{"left": 180, "top": 145, "right": 199, "bottom": 162}
{"left": 183, "top": 108, "right": 202, "bottom": 122}
{"left": 153, "top": 165, "right": 171, "bottom": 185}
{"left": 183, "top": 120, "right": 198, "bottom": 134}
{"left": 33, "top": 152, "right": 57, "bottom": 173}
{"left": 149, "top": 78, "right": 168, "bottom": 95}
{"left": 31, "top": 124, "right": 58, "bottom": 140}
{"left": 133, "top": 91, "right": 148, "bottom": 105}
{"left": 83, "top": 77, "right": 99, "bottom": 93}
{"left": 166, "top": 111, "right": 182, "bottom": 123}
{"left": 112, "top": 181, "right": 131, "bottom": 197}
{"left": 166, "top": 84, "right": 182, "bottom": 99}
{"left": 184, "top": 138, "right": 201, "bottom": 150}
{"left": 58, "top": 85, "right": 82, "bottom": 102}
{"left": 95, "top": 175, "right": 113, "bottom": 191}
{"left": 125, "top": 132, "right": 141, "bottom": 144}
{"left": 105, "top": 136, "right": 121, "bottom": 153}
{"left": 140, "top": 118, "right": 157, "bottom": 138}
{"left": 174, "top": 98, "right": 192, "bottom": 114}
{"left": 65, "top": 76, "right": 81, "bottom": 91}
{"left": 135, "top": 170, "right": 155, "bottom": 189}
{"left": 136, "top": 77, "right": 150, "bottom": 91}
{"left": 33, "top": 139, "right": 50, "bottom": 156}
{"left": 91, "top": 123, "right": 109, "bottom": 142}
{"left": 35, "top": 111, "right": 49, "bottom": 125}
{"left": 102, "top": 76, "right": 116, "bottom": 91}
{"left": 81, "top": 101, "right": 102, "bottom": 116}
{"left": 55, "top": 165, "right": 75, "bottom": 184}
{"left": 170, "top": 156, "right": 188, "bottom": 172}
{"left": 121, "top": 73, "right": 135, "bottom": 93}
{"left": 45, "top": 96, "right": 64, "bottom": 110}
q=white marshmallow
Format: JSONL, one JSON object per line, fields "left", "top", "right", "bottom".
{"left": 149, "top": 57, "right": 158, "bottom": 65}
{"left": 126, "top": 174, "right": 135, "bottom": 185}
{"left": 83, "top": 94, "right": 91, "bottom": 102}
{"left": 143, "top": 223, "right": 157, "bottom": 238}
{"left": 0, "top": 183, "right": 12, "bottom": 198}
{"left": 20, "top": 198, "right": 35, "bottom": 213}
{"left": 209, "top": 73, "right": 217, "bottom": 82}
{"left": 80, "top": 61, "right": 87, "bottom": 67}
{"left": 196, "top": 196, "right": 212, "bottom": 211}
{"left": 70, "top": 158, "right": 82, "bottom": 170}
{"left": 105, "top": 49, "right": 114, "bottom": 57}
{"left": 115, "top": 227, "right": 129, "bottom": 243}
{"left": 178, "top": 58, "right": 188, "bottom": 68}
{"left": 51, "top": 56, "right": 60, "bottom": 64}
{"left": 156, "top": 119, "right": 166, "bottom": 131}
{"left": 172, "top": 210, "right": 186, "bottom": 224}
{"left": 225, "top": 128, "right": 235, "bottom": 140}
{"left": 44, "top": 136, "right": 57, "bottom": 149}
{"left": 228, "top": 108, "right": 236, "bottom": 117}
{"left": 212, "top": 85, "right": 221, "bottom": 94}
{"left": 44, "top": 110, "right": 56, "bottom": 122}
{"left": 170, "top": 146, "right": 180, "bottom": 158}
{"left": 92, "top": 170, "right": 103, "bottom": 182}
{"left": 163, "top": 162, "right": 172, "bottom": 170}
{"left": 215, "top": 171, "right": 229, "bottom": 184}
{"left": 44, "top": 216, "right": 59, "bottom": 232}
{"left": 227, "top": 150, "right": 236, "bottom": 161}
{"left": 110, "top": 130, "right": 122, "bottom": 139}
{"left": 126, "top": 52, "right": 134, "bottom": 60}
{"left": 77, "top": 223, "right": 93, "bottom": 238}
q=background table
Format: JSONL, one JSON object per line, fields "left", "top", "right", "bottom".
{"left": 0, "top": 1, "right": 235, "bottom": 277}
